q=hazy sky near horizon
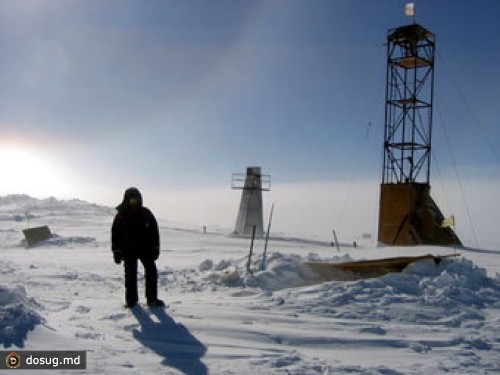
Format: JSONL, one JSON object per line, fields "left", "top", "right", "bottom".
{"left": 0, "top": 0, "right": 499, "bottom": 246}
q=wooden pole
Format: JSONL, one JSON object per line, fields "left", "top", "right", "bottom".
{"left": 246, "top": 225, "right": 257, "bottom": 274}
{"left": 332, "top": 229, "right": 340, "bottom": 252}
{"left": 260, "top": 203, "right": 274, "bottom": 271}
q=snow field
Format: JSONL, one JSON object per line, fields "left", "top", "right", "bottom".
{"left": 0, "top": 195, "right": 498, "bottom": 374}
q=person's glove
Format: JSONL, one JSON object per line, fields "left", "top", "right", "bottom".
{"left": 113, "top": 250, "right": 123, "bottom": 264}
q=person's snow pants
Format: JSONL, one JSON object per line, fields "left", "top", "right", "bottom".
{"left": 123, "top": 256, "right": 158, "bottom": 305}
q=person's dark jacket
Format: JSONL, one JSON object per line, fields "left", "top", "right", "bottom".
{"left": 111, "top": 188, "right": 160, "bottom": 262}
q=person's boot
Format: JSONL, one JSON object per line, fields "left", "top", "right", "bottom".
{"left": 147, "top": 299, "right": 165, "bottom": 308}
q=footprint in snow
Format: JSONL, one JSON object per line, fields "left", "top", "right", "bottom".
{"left": 75, "top": 305, "right": 91, "bottom": 314}
{"left": 102, "top": 312, "right": 128, "bottom": 321}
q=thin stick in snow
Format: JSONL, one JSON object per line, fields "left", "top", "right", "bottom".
{"left": 246, "top": 225, "right": 257, "bottom": 275}
{"left": 260, "top": 203, "right": 274, "bottom": 271}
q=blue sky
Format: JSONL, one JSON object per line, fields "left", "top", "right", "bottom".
{"left": 0, "top": 1, "right": 499, "bottom": 245}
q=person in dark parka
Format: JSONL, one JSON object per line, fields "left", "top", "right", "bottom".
{"left": 111, "top": 187, "right": 164, "bottom": 308}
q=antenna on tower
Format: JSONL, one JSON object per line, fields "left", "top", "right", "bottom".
{"left": 405, "top": 2, "right": 416, "bottom": 23}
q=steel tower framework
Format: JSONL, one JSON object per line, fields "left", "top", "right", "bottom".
{"left": 382, "top": 24, "right": 435, "bottom": 184}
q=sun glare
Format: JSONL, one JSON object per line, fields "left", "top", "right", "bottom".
{"left": 0, "top": 143, "right": 73, "bottom": 198}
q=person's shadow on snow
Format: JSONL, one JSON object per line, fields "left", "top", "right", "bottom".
{"left": 131, "top": 306, "right": 208, "bottom": 375}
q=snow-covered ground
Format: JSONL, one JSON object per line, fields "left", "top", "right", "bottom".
{"left": 0, "top": 195, "right": 499, "bottom": 374}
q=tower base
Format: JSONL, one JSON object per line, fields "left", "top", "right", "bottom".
{"left": 234, "top": 167, "right": 264, "bottom": 237}
{"left": 378, "top": 183, "right": 461, "bottom": 246}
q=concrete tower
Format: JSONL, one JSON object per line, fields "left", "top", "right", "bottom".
{"left": 378, "top": 23, "right": 461, "bottom": 246}
{"left": 232, "top": 166, "right": 270, "bottom": 237}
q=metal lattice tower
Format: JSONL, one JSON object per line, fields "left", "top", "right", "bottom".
{"left": 378, "top": 22, "right": 460, "bottom": 246}
{"left": 382, "top": 24, "right": 435, "bottom": 184}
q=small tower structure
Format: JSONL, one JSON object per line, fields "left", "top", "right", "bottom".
{"left": 378, "top": 21, "right": 461, "bottom": 246}
{"left": 231, "top": 166, "right": 271, "bottom": 237}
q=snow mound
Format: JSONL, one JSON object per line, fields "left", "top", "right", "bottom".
{"left": 24, "top": 234, "right": 98, "bottom": 248}
{"left": 244, "top": 253, "right": 334, "bottom": 291}
{"left": 0, "top": 285, "right": 43, "bottom": 348}
{"left": 271, "top": 258, "right": 500, "bottom": 327}
{"left": 200, "top": 252, "right": 349, "bottom": 291}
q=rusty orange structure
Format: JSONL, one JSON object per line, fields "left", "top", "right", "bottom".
{"left": 377, "top": 23, "right": 461, "bottom": 246}
{"left": 378, "top": 183, "right": 461, "bottom": 246}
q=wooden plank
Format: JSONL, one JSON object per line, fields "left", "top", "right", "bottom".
{"left": 22, "top": 225, "right": 52, "bottom": 247}
{"left": 305, "top": 254, "right": 459, "bottom": 281}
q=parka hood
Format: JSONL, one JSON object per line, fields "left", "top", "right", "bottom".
{"left": 116, "top": 187, "right": 143, "bottom": 212}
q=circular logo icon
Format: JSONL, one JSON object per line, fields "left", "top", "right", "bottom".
{"left": 6, "top": 352, "right": 21, "bottom": 369}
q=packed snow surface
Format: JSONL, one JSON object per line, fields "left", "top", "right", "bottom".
{"left": 0, "top": 195, "right": 498, "bottom": 374}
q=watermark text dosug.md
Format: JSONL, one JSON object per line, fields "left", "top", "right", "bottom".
{"left": 1, "top": 351, "right": 86, "bottom": 370}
